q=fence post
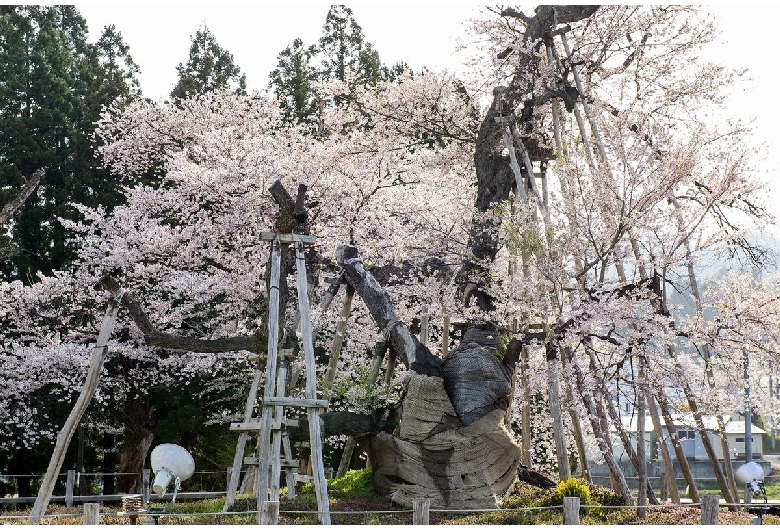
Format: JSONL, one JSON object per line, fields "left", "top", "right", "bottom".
{"left": 563, "top": 496, "right": 580, "bottom": 525}
{"left": 83, "top": 502, "right": 100, "bottom": 524}
{"left": 142, "top": 469, "right": 151, "bottom": 504}
{"left": 660, "top": 471, "right": 668, "bottom": 502}
{"left": 66, "top": 469, "right": 75, "bottom": 507}
{"left": 413, "top": 498, "right": 430, "bottom": 525}
{"left": 226, "top": 467, "right": 232, "bottom": 494}
{"left": 701, "top": 495, "right": 719, "bottom": 525}
{"left": 263, "top": 500, "right": 280, "bottom": 525}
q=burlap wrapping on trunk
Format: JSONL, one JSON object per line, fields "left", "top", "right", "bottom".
{"left": 371, "top": 374, "right": 521, "bottom": 508}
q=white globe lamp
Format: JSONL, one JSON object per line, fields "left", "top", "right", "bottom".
{"left": 150, "top": 443, "right": 195, "bottom": 499}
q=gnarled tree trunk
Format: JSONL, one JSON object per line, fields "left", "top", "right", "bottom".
{"left": 335, "top": 245, "right": 523, "bottom": 508}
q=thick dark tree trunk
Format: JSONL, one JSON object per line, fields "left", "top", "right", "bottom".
{"left": 101, "top": 432, "right": 117, "bottom": 495}
{"left": 115, "top": 395, "right": 154, "bottom": 494}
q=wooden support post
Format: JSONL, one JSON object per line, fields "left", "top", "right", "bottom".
{"left": 324, "top": 286, "right": 354, "bottom": 382}
{"left": 296, "top": 240, "right": 331, "bottom": 525}
{"left": 281, "top": 430, "right": 297, "bottom": 499}
{"left": 413, "top": 498, "right": 430, "bottom": 525}
{"left": 442, "top": 315, "right": 450, "bottom": 358}
{"left": 521, "top": 343, "right": 532, "bottom": 467}
{"left": 636, "top": 359, "right": 647, "bottom": 519}
{"left": 660, "top": 472, "right": 668, "bottom": 502}
{"left": 384, "top": 350, "right": 397, "bottom": 387}
{"left": 30, "top": 299, "right": 121, "bottom": 523}
{"left": 561, "top": 347, "right": 590, "bottom": 481}
{"left": 142, "top": 469, "right": 151, "bottom": 505}
{"left": 269, "top": 360, "right": 288, "bottom": 504}
{"left": 83, "top": 503, "right": 100, "bottom": 525}
{"left": 647, "top": 388, "right": 680, "bottom": 504}
{"left": 66, "top": 470, "right": 75, "bottom": 508}
{"left": 701, "top": 495, "right": 720, "bottom": 525}
{"left": 419, "top": 306, "right": 429, "bottom": 346}
{"left": 263, "top": 500, "right": 280, "bottom": 525}
{"left": 368, "top": 340, "right": 388, "bottom": 385}
{"left": 563, "top": 496, "right": 580, "bottom": 525}
{"left": 224, "top": 362, "right": 264, "bottom": 511}
{"left": 545, "top": 324, "right": 570, "bottom": 481}
{"left": 336, "top": 438, "right": 357, "bottom": 478}
{"left": 256, "top": 239, "right": 282, "bottom": 524}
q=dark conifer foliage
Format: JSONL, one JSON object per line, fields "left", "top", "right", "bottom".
{"left": 0, "top": 6, "right": 141, "bottom": 282}
{"left": 170, "top": 26, "right": 247, "bottom": 100}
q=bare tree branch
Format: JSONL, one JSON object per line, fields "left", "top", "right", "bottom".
{"left": 96, "top": 274, "right": 263, "bottom": 354}
{"left": 0, "top": 169, "right": 44, "bottom": 227}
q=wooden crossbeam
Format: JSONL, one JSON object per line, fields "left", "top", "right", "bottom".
{"left": 230, "top": 418, "right": 300, "bottom": 431}
{"left": 264, "top": 397, "right": 329, "bottom": 409}
{"left": 259, "top": 232, "right": 316, "bottom": 244}
{"left": 244, "top": 457, "right": 299, "bottom": 467}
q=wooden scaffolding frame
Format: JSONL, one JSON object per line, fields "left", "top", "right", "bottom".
{"left": 224, "top": 232, "right": 331, "bottom": 524}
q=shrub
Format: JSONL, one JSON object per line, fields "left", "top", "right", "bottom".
{"left": 327, "top": 468, "right": 375, "bottom": 499}
{"left": 553, "top": 477, "right": 592, "bottom": 507}
{"left": 590, "top": 483, "right": 627, "bottom": 506}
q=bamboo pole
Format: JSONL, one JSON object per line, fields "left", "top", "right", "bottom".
{"left": 31, "top": 298, "right": 121, "bottom": 523}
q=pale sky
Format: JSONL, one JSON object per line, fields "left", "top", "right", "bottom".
{"left": 75, "top": 3, "right": 780, "bottom": 230}
{"left": 76, "top": 3, "right": 480, "bottom": 100}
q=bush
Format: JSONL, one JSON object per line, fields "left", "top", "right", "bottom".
{"left": 590, "top": 483, "right": 627, "bottom": 506}
{"left": 552, "top": 477, "right": 592, "bottom": 507}
{"left": 327, "top": 468, "right": 375, "bottom": 499}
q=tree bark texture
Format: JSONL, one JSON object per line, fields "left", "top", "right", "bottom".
{"left": 336, "top": 246, "right": 522, "bottom": 508}
{"left": 0, "top": 169, "right": 43, "bottom": 228}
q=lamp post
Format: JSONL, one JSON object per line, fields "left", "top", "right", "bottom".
{"left": 743, "top": 348, "right": 752, "bottom": 464}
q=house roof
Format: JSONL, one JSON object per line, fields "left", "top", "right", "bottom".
{"left": 616, "top": 414, "right": 766, "bottom": 435}
{"left": 723, "top": 420, "right": 767, "bottom": 435}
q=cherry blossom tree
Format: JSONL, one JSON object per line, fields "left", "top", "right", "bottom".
{"left": 2, "top": 4, "right": 778, "bottom": 512}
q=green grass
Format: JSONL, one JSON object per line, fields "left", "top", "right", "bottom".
{"left": 764, "top": 437, "right": 780, "bottom": 454}
{"left": 694, "top": 471, "right": 780, "bottom": 501}
{"left": 2, "top": 469, "right": 779, "bottom": 525}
